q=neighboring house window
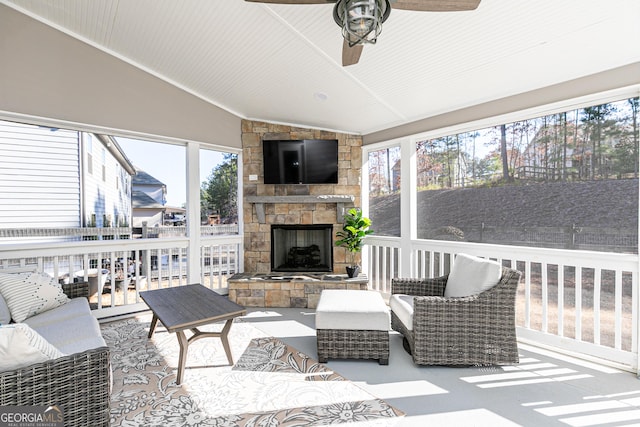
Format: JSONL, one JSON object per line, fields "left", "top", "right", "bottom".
{"left": 101, "top": 148, "right": 106, "bottom": 181}
{"left": 86, "top": 134, "right": 93, "bottom": 175}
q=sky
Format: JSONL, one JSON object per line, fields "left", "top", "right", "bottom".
{"left": 116, "top": 137, "right": 225, "bottom": 207}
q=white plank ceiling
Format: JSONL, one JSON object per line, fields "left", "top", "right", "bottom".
{"left": 3, "top": 0, "right": 639, "bottom": 135}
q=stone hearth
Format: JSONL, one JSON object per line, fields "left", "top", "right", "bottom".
{"left": 227, "top": 273, "right": 369, "bottom": 308}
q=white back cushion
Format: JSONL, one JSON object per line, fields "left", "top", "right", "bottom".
{"left": 0, "top": 272, "right": 69, "bottom": 323}
{"left": 444, "top": 253, "right": 502, "bottom": 298}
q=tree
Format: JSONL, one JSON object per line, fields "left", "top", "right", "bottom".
{"left": 500, "top": 124, "right": 510, "bottom": 181}
{"left": 200, "top": 154, "right": 238, "bottom": 223}
{"left": 476, "top": 151, "right": 501, "bottom": 181}
{"left": 506, "top": 120, "right": 534, "bottom": 179}
{"left": 416, "top": 139, "right": 446, "bottom": 189}
{"left": 468, "top": 131, "right": 480, "bottom": 182}
{"left": 627, "top": 97, "right": 639, "bottom": 177}
{"left": 582, "top": 103, "right": 616, "bottom": 179}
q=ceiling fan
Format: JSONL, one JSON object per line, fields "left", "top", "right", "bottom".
{"left": 245, "top": 0, "right": 481, "bottom": 66}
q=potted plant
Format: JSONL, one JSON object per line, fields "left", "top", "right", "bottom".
{"left": 335, "top": 207, "right": 373, "bottom": 278}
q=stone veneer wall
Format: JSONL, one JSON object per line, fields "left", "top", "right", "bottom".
{"left": 242, "top": 119, "right": 362, "bottom": 274}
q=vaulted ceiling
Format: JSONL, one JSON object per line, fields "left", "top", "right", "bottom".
{"left": 3, "top": 0, "right": 639, "bottom": 135}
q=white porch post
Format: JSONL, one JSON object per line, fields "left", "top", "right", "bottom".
{"left": 637, "top": 158, "right": 640, "bottom": 378}
{"left": 361, "top": 144, "right": 370, "bottom": 275}
{"left": 186, "top": 141, "right": 201, "bottom": 284}
{"left": 400, "top": 137, "right": 415, "bottom": 277}
{"left": 236, "top": 151, "right": 244, "bottom": 273}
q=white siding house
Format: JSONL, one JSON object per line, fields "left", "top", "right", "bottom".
{"left": 0, "top": 121, "right": 81, "bottom": 228}
{"left": 0, "top": 120, "right": 135, "bottom": 237}
{"left": 82, "top": 133, "right": 134, "bottom": 228}
{"left": 131, "top": 190, "right": 164, "bottom": 228}
{"left": 131, "top": 169, "right": 166, "bottom": 227}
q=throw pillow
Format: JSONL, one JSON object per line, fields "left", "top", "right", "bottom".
{"left": 0, "top": 272, "right": 69, "bottom": 323}
{"left": 0, "top": 293, "right": 10, "bottom": 325}
{"left": 0, "top": 323, "right": 65, "bottom": 371}
{"left": 444, "top": 253, "right": 502, "bottom": 298}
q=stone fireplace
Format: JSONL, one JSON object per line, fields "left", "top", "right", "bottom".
{"left": 271, "top": 224, "right": 333, "bottom": 273}
{"left": 241, "top": 120, "right": 362, "bottom": 275}
{"left": 232, "top": 121, "right": 366, "bottom": 308}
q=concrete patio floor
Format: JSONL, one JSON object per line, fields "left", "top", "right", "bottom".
{"left": 241, "top": 307, "right": 640, "bottom": 427}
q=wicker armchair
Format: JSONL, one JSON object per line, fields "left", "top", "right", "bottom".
{"left": 0, "top": 281, "right": 111, "bottom": 427}
{"left": 391, "top": 266, "right": 522, "bottom": 366}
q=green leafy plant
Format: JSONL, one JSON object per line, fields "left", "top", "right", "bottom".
{"left": 335, "top": 208, "right": 373, "bottom": 268}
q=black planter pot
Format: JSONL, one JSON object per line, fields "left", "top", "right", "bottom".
{"left": 346, "top": 265, "right": 360, "bottom": 278}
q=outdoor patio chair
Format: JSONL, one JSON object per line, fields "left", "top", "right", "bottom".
{"left": 390, "top": 253, "right": 522, "bottom": 366}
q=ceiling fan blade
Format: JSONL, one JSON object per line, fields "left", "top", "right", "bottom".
{"left": 391, "top": 0, "right": 480, "bottom": 11}
{"left": 342, "top": 40, "right": 363, "bottom": 66}
{"left": 244, "top": 0, "right": 335, "bottom": 4}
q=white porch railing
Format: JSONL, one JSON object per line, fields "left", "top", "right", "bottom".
{"left": 2, "top": 230, "right": 636, "bottom": 373}
{"left": 365, "top": 236, "right": 639, "bottom": 373}
{"left": 0, "top": 235, "right": 241, "bottom": 319}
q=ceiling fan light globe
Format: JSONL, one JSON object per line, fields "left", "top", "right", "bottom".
{"left": 334, "top": 0, "right": 389, "bottom": 46}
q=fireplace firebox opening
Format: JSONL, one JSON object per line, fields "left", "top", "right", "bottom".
{"left": 271, "top": 224, "right": 333, "bottom": 273}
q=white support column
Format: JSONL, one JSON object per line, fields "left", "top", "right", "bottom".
{"left": 236, "top": 151, "right": 244, "bottom": 273}
{"left": 361, "top": 144, "right": 370, "bottom": 275}
{"left": 636, "top": 166, "right": 640, "bottom": 377}
{"left": 400, "top": 138, "right": 415, "bottom": 277}
{"left": 186, "top": 142, "right": 201, "bottom": 284}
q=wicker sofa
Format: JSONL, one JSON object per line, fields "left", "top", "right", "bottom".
{"left": 0, "top": 281, "right": 111, "bottom": 427}
{"left": 390, "top": 265, "right": 522, "bottom": 366}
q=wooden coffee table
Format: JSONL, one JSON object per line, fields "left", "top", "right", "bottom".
{"left": 140, "top": 284, "right": 246, "bottom": 385}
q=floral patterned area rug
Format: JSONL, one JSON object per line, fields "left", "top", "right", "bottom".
{"left": 101, "top": 315, "right": 404, "bottom": 426}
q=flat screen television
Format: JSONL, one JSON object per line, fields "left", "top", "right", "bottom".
{"left": 263, "top": 139, "right": 339, "bottom": 184}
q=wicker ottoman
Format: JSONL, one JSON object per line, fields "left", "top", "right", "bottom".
{"left": 315, "top": 289, "right": 390, "bottom": 365}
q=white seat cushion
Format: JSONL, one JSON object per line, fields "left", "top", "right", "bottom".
{"left": 389, "top": 294, "right": 414, "bottom": 331}
{"left": 24, "top": 298, "right": 106, "bottom": 354}
{"left": 22, "top": 297, "right": 90, "bottom": 328}
{"left": 444, "top": 253, "right": 502, "bottom": 298}
{"left": 315, "top": 289, "right": 390, "bottom": 331}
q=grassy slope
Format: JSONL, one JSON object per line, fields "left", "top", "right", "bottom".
{"left": 370, "top": 179, "right": 638, "bottom": 238}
